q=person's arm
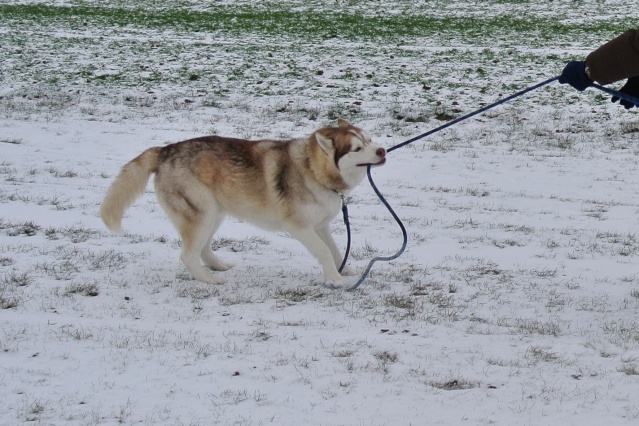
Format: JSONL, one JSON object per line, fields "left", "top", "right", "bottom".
{"left": 586, "top": 28, "right": 639, "bottom": 85}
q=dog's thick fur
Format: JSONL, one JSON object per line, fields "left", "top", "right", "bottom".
{"left": 100, "top": 119, "right": 386, "bottom": 287}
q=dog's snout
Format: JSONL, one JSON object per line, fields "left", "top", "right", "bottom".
{"left": 376, "top": 147, "right": 386, "bottom": 157}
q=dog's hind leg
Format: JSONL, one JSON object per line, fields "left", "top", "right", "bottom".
{"left": 200, "top": 211, "right": 235, "bottom": 271}
{"left": 156, "top": 179, "right": 223, "bottom": 284}
{"left": 179, "top": 219, "right": 224, "bottom": 284}
{"left": 288, "top": 228, "right": 343, "bottom": 286}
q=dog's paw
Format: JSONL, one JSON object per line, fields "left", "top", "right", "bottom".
{"left": 198, "top": 274, "right": 225, "bottom": 285}
{"left": 339, "top": 265, "right": 357, "bottom": 276}
{"left": 202, "top": 256, "right": 235, "bottom": 271}
{"left": 323, "top": 276, "right": 346, "bottom": 290}
{"left": 184, "top": 268, "right": 225, "bottom": 285}
{"left": 213, "top": 261, "right": 235, "bottom": 272}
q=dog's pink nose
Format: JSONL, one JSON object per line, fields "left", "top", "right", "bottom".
{"left": 377, "top": 147, "right": 386, "bottom": 157}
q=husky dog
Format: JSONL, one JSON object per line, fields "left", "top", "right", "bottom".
{"left": 100, "top": 119, "right": 386, "bottom": 287}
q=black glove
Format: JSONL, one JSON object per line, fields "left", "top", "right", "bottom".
{"left": 558, "top": 61, "right": 592, "bottom": 91}
{"left": 611, "top": 76, "right": 639, "bottom": 109}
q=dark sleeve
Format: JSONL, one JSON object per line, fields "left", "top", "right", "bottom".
{"left": 585, "top": 28, "right": 639, "bottom": 85}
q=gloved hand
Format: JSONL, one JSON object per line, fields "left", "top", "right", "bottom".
{"left": 558, "top": 61, "right": 592, "bottom": 91}
{"left": 611, "top": 76, "right": 639, "bottom": 109}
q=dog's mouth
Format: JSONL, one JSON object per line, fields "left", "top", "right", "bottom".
{"left": 357, "top": 157, "right": 386, "bottom": 167}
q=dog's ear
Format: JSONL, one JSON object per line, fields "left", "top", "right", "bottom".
{"left": 315, "top": 132, "right": 334, "bottom": 154}
{"left": 337, "top": 118, "right": 352, "bottom": 129}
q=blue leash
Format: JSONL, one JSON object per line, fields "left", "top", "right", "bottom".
{"left": 592, "top": 83, "right": 639, "bottom": 107}
{"left": 342, "top": 76, "right": 638, "bottom": 291}
{"left": 387, "top": 76, "right": 559, "bottom": 154}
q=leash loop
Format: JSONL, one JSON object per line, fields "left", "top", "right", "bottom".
{"left": 346, "top": 165, "right": 408, "bottom": 291}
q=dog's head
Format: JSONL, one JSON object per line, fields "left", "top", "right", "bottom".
{"left": 314, "top": 119, "right": 386, "bottom": 192}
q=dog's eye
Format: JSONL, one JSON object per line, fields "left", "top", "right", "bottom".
{"left": 353, "top": 147, "right": 362, "bottom": 152}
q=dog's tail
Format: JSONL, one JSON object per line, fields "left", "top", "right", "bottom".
{"left": 100, "top": 147, "right": 161, "bottom": 233}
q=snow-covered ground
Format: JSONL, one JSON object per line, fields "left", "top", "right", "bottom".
{"left": 1, "top": 1, "right": 639, "bottom": 425}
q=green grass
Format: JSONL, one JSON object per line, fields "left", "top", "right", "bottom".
{"left": 1, "top": 1, "right": 633, "bottom": 101}
{"left": 0, "top": 0, "right": 632, "bottom": 129}
{"left": 0, "top": 3, "right": 634, "bottom": 42}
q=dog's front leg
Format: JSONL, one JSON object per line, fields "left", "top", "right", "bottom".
{"left": 289, "top": 228, "right": 343, "bottom": 286}
{"left": 315, "top": 224, "right": 357, "bottom": 276}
